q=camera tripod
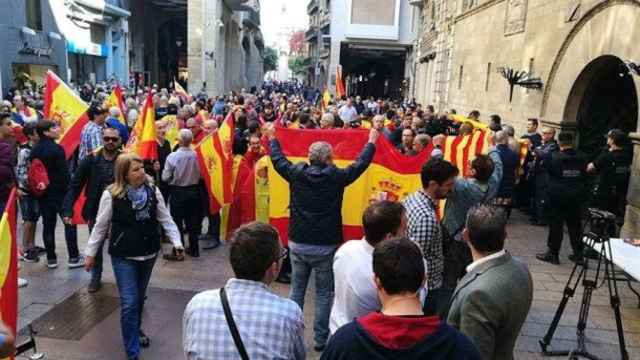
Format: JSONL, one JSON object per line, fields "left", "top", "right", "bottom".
{"left": 539, "top": 209, "right": 629, "bottom": 360}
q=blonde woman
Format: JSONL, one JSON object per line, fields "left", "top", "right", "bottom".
{"left": 84, "top": 153, "right": 183, "bottom": 360}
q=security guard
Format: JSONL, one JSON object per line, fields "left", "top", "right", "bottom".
{"left": 587, "top": 129, "right": 632, "bottom": 224}
{"left": 529, "top": 127, "right": 559, "bottom": 226}
{"left": 536, "top": 132, "right": 588, "bottom": 265}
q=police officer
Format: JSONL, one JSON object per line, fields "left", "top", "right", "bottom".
{"left": 529, "top": 127, "right": 559, "bottom": 226}
{"left": 587, "top": 129, "right": 632, "bottom": 224}
{"left": 536, "top": 132, "right": 588, "bottom": 265}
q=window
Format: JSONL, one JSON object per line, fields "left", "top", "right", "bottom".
{"left": 25, "top": 0, "right": 42, "bottom": 31}
{"left": 458, "top": 65, "right": 464, "bottom": 90}
{"left": 90, "top": 23, "right": 106, "bottom": 44}
{"left": 485, "top": 63, "right": 491, "bottom": 92}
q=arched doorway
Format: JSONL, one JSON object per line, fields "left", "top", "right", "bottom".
{"left": 564, "top": 56, "right": 638, "bottom": 159}
{"left": 157, "top": 18, "right": 187, "bottom": 88}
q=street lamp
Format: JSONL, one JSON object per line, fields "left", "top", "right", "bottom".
{"left": 497, "top": 66, "right": 543, "bottom": 102}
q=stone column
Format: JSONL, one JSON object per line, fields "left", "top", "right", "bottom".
{"left": 622, "top": 132, "right": 640, "bottom": 239}
{"left": 188, "top": 0, "right": 219, "bottom": 95}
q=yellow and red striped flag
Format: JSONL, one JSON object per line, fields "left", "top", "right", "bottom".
{"left": 127, "top": 93, "right": 157, "bottom": 160}
{"left": 0, "top": 187, "right": 18, "bottom": 359}
{"left": 44, "top": 70, "right": 89, "bottom": 158}
{"left": 336, "top": 65, "right": 346, "bottom": 98}
{"left": 103, "top": 84, "right": 126, "bottom": 124}
{"left": 451, "top": 114, "right": 489, "bottom": 131}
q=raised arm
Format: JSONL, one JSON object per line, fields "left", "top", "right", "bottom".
{"left": 264, "top": 123, "right": 294, "bottom": 182}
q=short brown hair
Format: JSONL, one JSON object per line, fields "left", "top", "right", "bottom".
{"left": 229, "top": 222, "right": 280, "bottom": 281}
{"left": 373, "top": 237, "right": 425, "bottom": 295}
{"left": 471, "top": 154, "right": 494, "bottom": 183}
{"left": 362, "top": 201, "right": 405, "bottom": 246}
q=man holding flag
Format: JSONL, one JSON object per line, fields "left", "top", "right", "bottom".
{"left": 265, "top": 123, "right": 379, "bottom": 352}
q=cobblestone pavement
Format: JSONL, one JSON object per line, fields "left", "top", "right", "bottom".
{"left": 15, "top": 210, "right": 640, "bottom": 359}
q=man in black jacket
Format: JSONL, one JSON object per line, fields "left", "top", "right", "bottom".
{"left": 63, "top": 127, "right": 122, "bottom": 292}
{"left": 536, "top": 132, "right": 588, "bottom": 265}
{"left": 265, "top": 123, "right": 379, "bottom": 351}
{"left": 31, "top": 120, "right": 82, "bottom": 269}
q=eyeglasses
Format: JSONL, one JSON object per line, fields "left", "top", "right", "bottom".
{"left": 103, "top": 136, "right": 120, "bottom": 142}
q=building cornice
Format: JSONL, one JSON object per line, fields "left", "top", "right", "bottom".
{"left": 455, "top": 0, "right": 506, "bottom": 23}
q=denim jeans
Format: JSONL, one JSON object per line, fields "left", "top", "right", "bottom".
{"left": 39, "top": 197, "right": 79, "bottom": 261}
{"left": 88, "top": 221, "right": 104, "bottom": 281}
{"left": 112, "top": 256, "right": 156, "bottom": 359}
{"left": 289, "top": 250, "right": 335, "bottom": 346}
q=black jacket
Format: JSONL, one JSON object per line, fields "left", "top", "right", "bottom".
{"left": 62, "top": 150, "right": 120, "bottom": 221}
{"left": 546, "top": 148, "right": 588, "bottom": 202}
{"left": 30, "top": 138, "right": 69, "bottom": 200}
{"left": 270, "top": 139, "right": 375, "bottom": 246}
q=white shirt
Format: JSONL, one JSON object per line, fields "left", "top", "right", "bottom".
{"left": 465, "top": 249, "right": 507, "bottom": 273}
{"left": 85, "top": 187, "right": 183, "bottom": 261}
{"left": 338, "top": 105, "right": 358, "bottom": 123}
{"left": 330, "top": 238, "right": 429, "bottom": 334}
{"left": 330, "top": 239, "right": 379, "bottom": 334}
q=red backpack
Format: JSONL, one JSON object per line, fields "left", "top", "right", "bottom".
{"left": 28, "top": 158, "right": 50, "bottom": 197}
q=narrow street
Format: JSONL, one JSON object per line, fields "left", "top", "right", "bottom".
{"left": 16, "top": 210, "right": 640, "bottom": 359}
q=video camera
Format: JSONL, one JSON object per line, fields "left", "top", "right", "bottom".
{"left": 586, "top": 208, "right": 617, "bottom": 241}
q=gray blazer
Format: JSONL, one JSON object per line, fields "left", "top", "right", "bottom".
{"left": 447, "top": 252, "right": 533, "bottom": 360}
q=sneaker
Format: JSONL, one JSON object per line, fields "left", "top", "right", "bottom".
{"left": 139, "top": 329, "right": 151, "bottom": 348}
{"left": 47, "top": 258, "right": 58, "bottom": 269}
{"left": 67, "top": 256, "right": 85, "bottom": 269}
{"left": 23, "top": 249, "right": 40, "bottom": 263}
{"left": 536, "top": 251, "right": 559, "bottom": 265}
{"left": 87, "top": 277, "right": 102, "bottom": 293}
{"left": 18, "top": 278, "right": 28, "bottom": 288}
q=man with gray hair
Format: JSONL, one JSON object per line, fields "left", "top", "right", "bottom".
{"left": 265, "top": 123, "right": 379, "bottom": 351}
{"left": 320, "top": 112, "right": 335, "bottom": 129}
{"left": 163, "top": 128, "right": 202, "bottom": 258}
{"left": 448, "top": 205, "right": 533, "bottom": 360}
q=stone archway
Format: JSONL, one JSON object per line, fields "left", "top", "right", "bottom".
{"left": 564, "top": 55, "right": 638, "bottom": 158}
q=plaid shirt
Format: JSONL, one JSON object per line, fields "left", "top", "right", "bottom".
{"left": 79, "top": 121, "right": 104, "bottom": 161}
{"left": 403, "top": 190, "right": 443, "bottom": 290}
{"left": 183, "top": 278, "right": 306, "bottom": 360}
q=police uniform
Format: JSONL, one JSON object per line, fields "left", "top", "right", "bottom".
{"left": 545, "top": 148, "right": 588, "bottom": 257}
{"left": 531, "top": 140, "right": 559, "bottom": 224}
{"left": 592, "top": 149, "right": 632, "bottom": 220}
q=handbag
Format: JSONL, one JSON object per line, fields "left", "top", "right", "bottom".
{"left": 220, "top": 287, "right": 250, "bottom": 360}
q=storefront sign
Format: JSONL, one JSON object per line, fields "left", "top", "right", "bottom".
{"left": 19, "top": 44, "right": 53, "bottom": 57}
{"left": 67, "top": 40, "right": 108, "bottom": 57}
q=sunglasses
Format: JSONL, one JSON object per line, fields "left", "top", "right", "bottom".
{"left": 103, "top": 136, "right": 120, "bottom": 142}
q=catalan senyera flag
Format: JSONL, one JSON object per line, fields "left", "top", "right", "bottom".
{"left": 336, "top": 65, "right": 346, "bottom": 99}
{"left": 104, "top": 84, "right": 126, "bottom": 124}
{"left": 44, "top": 70, "right": 89, "bottom": 159}
{"left": 128, "top": 94, "right": 158, "bottom": 160}
{"left": 0, "top": 188, "right": 18, "bottom": 359}
{"left": 268, "top": 128, "right": 431, "bottom": 245}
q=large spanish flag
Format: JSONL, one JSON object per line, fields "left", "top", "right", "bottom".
{"left": 44, "top": 70, "right": 89, "bottom": 158}
{"left": 195, "top": 132, "right": 234, "bottom": 214}
{"left": 268, "top": 128, "right": 431, "bottom": 244}
{"left": 103, "top": 84, "right": 126, "bottom": 124}
{"left": 0, "top": 188, "right": 18, "bottom": 360}
{"left": 128, "top": 94, "right": 158, "bottom": 160}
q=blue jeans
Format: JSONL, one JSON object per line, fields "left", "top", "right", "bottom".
{"left": 289, "top": 250, "right": 335, "bottom": 346}
{"left": 112, "top": 256, "right": 156, "bottom": 359}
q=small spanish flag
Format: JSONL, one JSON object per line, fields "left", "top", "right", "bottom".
{"left": 0, "top": 188, "right": 18, "bottom": 360}
{"left": 128, "top": 93, "right": 158, "bottom": 160}
{"left": 44, "top": 70, "right": 90, "bottom": 159}
{"left": 104, "top": 84, "right": 127, "bottom": 124}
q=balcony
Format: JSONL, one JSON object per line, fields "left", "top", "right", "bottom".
{"left": 320, "top": 47, "right": 330, "bottom": 59}
{"left": 305, "top": 26, "right": 318, "bottom": 41}
{"left": 408, "top": 0, "right": 424, "bottom": 6}
{"left": 320, "top": 10, "right": 331, "bottom": 29}
{"left": 307, "top": 0, "right": 319, "bottom": 15}
{"left": 242, "top": 8, "right": 261, "bottom": 29}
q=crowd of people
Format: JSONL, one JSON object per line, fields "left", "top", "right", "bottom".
{"left": 0, "top": 78, "right": 632, "bottom": 359}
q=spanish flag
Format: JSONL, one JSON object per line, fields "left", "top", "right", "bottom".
{"left": 321, "top": 88, "right": 331, "bottom": 112}
{"left": 160, "top": 114, "right": 180, "bottom": 149}
{"left": 128, "top": 94, "right": 158, "bottom": 160}
{"left": 268, "top": 128, "right": 430, "bottom": 245}
{"left": 0, "top": 188, "right": 18, "bottom": 359}
{"left": 44, "top": 70, "right": 89, "bottom": 159}
{"left": 336, "top": 65, "right": 346, "bottom": 99}
{"left": 195, "top": 132, "right": 234, "bottom": 214}
{"left": 104, "top": 84, "right": 126, "bottom": 124}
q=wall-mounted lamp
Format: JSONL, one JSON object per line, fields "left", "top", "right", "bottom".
{"left": 21, "top": 27, "right": 36, "bottom": 36}
{"left": 48, "top": 32, "right": 62, "bottom": 41}
{"left": 497, "top": 66, "right": 544, "bottom": 102}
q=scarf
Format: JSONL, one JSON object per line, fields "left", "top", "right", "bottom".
{"left": 125, "top": 184, "right": 152, "bottom": 220}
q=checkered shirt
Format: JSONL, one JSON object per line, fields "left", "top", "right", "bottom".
{"left": 402, "top": 190, "right": 444, "bottom": 290}
{"left": 183, "top": 278, "right": 306, "bottom": 360}
{"left": 79, "top": 121, "right": 104, "bottom": 161}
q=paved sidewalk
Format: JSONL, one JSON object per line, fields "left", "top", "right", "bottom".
{"left": 15, "top": 210, "right": 640, "bottom": 359}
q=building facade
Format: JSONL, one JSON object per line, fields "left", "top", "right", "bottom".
{"left": 0, "top": 0, "right": 67, "bottom": 98}
{"left": 412, "top": 0, "right": 640, "bottom": 238}
{"left": 306, "top": 0, "right": 418, "bottom": 99}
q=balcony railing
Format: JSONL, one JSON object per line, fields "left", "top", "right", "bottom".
{"left": 307, "top": 0, "right": 319, "bottom": 14}
{"left": 320, "top": 10, "right": 331, "bottom": 28}
{"left": 305, "top": 26, "right": 318, "bottom": 41}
